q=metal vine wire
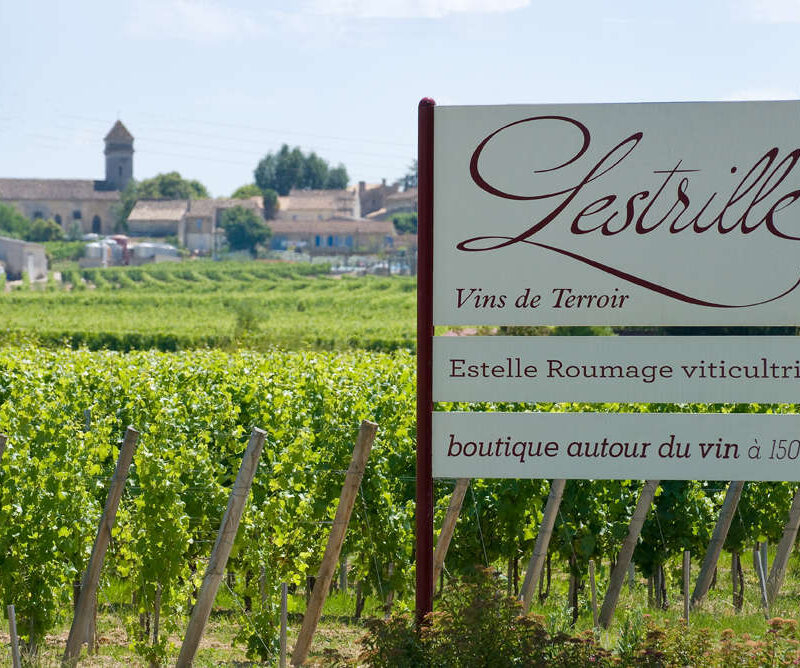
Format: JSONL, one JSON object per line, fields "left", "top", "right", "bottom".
{"left": 220, "top": 574, "right": 273, "bottom": 659}
{"left": 557, "top": 508, "right": 580, "bottom": 567}
{"left": 470, "top": 483, "right": 490, "bottom": 567}
{"left": 653, "top": 504, "right": 668, "bottom": 554}
{"left": 358, "top": 485, "right": 385, "bottom": 602}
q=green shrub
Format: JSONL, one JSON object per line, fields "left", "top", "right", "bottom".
{"left": 43, "top": 240, "right": 85, "bottom": 262}
{"left": 363, "top": 572, "right": 800, "bottom": 666}
{"left": 362, "top": 615, "right": 426, "bottom": 668}
{"left": 361, "top": 568, "right": 611, "bottom": 667}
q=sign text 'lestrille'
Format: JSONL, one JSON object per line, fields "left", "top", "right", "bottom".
{"left": 433, "top": 102, "right": 800, "bottom": 325}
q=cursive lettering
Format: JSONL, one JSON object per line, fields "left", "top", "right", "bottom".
{"left": 458, "top": 116, "right": 800, "bottom": 307}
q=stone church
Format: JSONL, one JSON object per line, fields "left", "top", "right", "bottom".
{"left": 0, "top": 121, "right": 134, "bottom": 236}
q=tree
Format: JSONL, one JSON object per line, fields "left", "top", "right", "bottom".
{"left": 274, "top": 146, "right": 304, "bottom": 196}
{"left": 262, "top": 189, "right": 279, "bottom": 220}
{"left": 300, "top": 152, "right": 328, "bottom": 190}
{"left": 220, "top": 206, "right": 271, "bottom": 257}
{"left": 391, "top": 213, "right": 417, "bottom": 235}
{"left": 325, "top": 164, "right": 349, "bottom": 190}
{"left": 26, "top": 218, "right": 64, "bottom": 242}
{"left": 136, "top": 171, "right": 209, "bottom": 200}
{"left": 113, "top": 172, "right": 210, "bottom": 229}
{"left": 231, "top": 184, "right": 262, "bottom": 199}
{"left": 254, "top": 154, "right": 278, "bottom": 195}
{"left": 0, "top": 202, "right": 31, "bottom": 238}
{"left": 231, "top": 184, "right": 278, "bottom": 220}
{"left": 254, "top": 145, "right": 349, "bottom": 195}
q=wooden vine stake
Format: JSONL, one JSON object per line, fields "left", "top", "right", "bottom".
{"left": 8, "top": 604, "right": 21, "bottom": 668}
{"left": 176, "top": 427, "right": 267, "bottom": 668}
{"left": 683, "top": 551, "right": 690, "bottom": 622}
{"left": 520, "top": 479, "right": 566, "bottom": 611}
{"left": 588, "top": 560, "right": 598, "bottom": 628}
{"left": 691, "top": 480, "right": 744, "bottom": 608}
{"left": 0, "top": 433, "right": 7, "bottom": 460}
{"left": 280, "top": 583, "right": 288, "bottom": 668}
{"left": 291, "top": 420, "right": 377, "bottom": 667}
{"left": 767, "top": 487, "right": 800, "bottom": 603}
{"left": 432, "top": 478, "right": 470, "bottom": 591}
{"left": 62, "top": 426, "right": 139, "bottom": 667}
{"left": 754, "top": 550, "right": 770, "bottom": 619}
{"left": 599, "top": 480, "right": 659, "bottom": 628}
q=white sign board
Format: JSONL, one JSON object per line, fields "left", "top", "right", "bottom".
{"left": 434, "top": 336, "right": 800, "bottom": 403}
{"left": 433, "top": 101, "right": 800, "bottom": 325}
{"left": 433, "top": 412, "right": 800, "bottom": 480}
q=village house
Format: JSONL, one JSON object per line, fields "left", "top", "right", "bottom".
{"left": 364, "top": 187, "right": 417, "bottom": 220}
{"left": 0, "top": 121, "right": 133, "bottom": 236}
{"left": 126, "top": 200, "right": 186, "bottom": 238}
{"left": 126, "top": 197, "right": 262, "bottom": 253}
{"left": 269, "top": 218, "right": 397, "bottom": 255}
{"left": 276, "top": 188, "right": 361, "bottom": 221}
{"left": 0, "top": 236, "right": 48, "bottom": 280}
{"left": 357, "top": 180, "right": 399, "bottom": 218}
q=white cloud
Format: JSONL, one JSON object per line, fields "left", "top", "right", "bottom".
{"left": 744, "top": 0, "right": 800, "bottom": 22}
{"left": 127, "top": 0, "right": 264, "bottom": 41}
{"left": 307, "top": 0, "right": 530, "bottom": 19}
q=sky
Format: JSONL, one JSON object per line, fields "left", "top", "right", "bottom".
{"left": 1, "top": 0, "right": 799, "bottom": 198}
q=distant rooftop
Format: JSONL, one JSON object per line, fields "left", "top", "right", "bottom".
{"left": 128, "top": 199, "right": 188, "bottom": 222}
{"left": 188, "top": 197, "right": 262, "bottom": 216}
{"left": 0, "top": 178, "right": 120, "bottom": 201}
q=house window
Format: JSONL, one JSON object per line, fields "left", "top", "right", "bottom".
{"left": 73, "top": 210, "right": 82, "bottom": 220}
{"left": 385, "top": 236, "right": 394, "bottom": 247}
{"left": 345, "top": 236, "right": 353, "bottom": 247}
{"left": 327, "top": 235, "right": 333, "bottom": 247}
{"left": 315, "top": 235, "right": 321, "bottom": 247}
{"left": 55, "top": 214, "right": 62, "bottom": 225}
{"left": 33, "top": 211, "right": 44, "bottom": 219}
{"left": 92, "top": 215, "right": 102, "bottom": 234}
{"left": 196, "top": 219, "right": 203, "bottom": 231}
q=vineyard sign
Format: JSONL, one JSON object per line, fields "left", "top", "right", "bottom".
{"left": 416, "top": 98, "right": 800, "bottom": 620}
{"left": 432, "top": 101, "right": 800, "bottom": 326}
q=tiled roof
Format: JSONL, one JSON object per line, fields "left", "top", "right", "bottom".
{"left": 188, "top": 197, "right": 262, "bottom": 216}
{"left": 279, "top": 188, "right": 357, "bottom": 212}
{"left": 269, "top": 217, "right": 395, "bottom": 236}
{"left": 104, "top": 121, "right": 134, "bottom": 143}
{"left": 128, "top": 199, "right": 188, "bottom": 221}
{"left": 187, "top": 200, "right": 217, "bottom": 217}
{"left": 386, "top": 188, "right": 417, "bottom": 204}
{"left": 0, "top": 179, "right": 121, "bottom": 201}
{"left": 365, "top": 208, "right": 388, "bottom": 220}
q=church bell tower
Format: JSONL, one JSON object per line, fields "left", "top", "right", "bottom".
{"left": 104, "top": 120, "right": 134, "bottom": 191}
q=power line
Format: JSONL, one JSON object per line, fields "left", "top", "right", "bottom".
{"left": 62, "top": 112, "right": 414, "bottom": 150}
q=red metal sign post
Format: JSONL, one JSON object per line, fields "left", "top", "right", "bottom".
{"left": 416, "top": 97, "right": 435, "bottom": 625}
